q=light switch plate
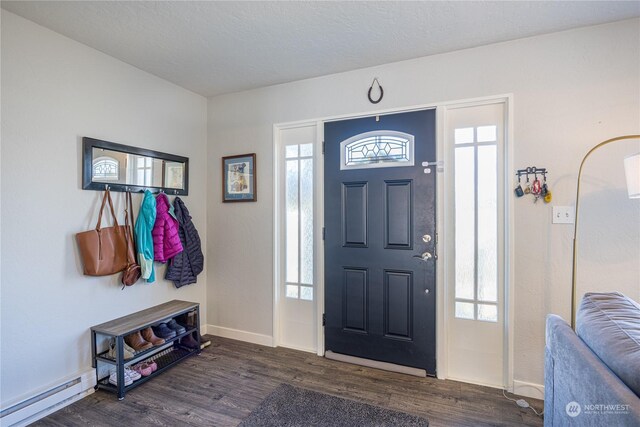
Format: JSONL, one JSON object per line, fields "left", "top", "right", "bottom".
{"left": 552, "top": 206, "right": 575, "bottom": 224}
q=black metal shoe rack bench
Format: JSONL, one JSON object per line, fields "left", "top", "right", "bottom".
{"left": 90, "top": 300, "right": 201, "bottom": 400}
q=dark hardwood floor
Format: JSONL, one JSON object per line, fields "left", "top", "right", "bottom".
{"left": 35, "top": 336, "right": 543, "bottom": 426}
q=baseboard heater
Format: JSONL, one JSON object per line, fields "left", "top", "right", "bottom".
{"left": 324, "top": 350, "right": 427, "bottom": 378}
{"left": 0, "top": 371, "right": 94, "bottom": 427}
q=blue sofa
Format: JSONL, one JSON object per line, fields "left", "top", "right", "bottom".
{"left": 544, "top": 292, "right": 640, "bottom": 426}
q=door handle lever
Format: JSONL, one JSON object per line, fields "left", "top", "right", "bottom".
{"left": 413, "top": 251, "right": 433, "bottom": 261}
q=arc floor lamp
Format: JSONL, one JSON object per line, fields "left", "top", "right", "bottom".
{"left": 571, "top": 135, "right": 640, "bottom": 329}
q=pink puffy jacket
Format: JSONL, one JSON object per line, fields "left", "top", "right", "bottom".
{"left": 152, "top": 193, "right": 183, "bottom": 262}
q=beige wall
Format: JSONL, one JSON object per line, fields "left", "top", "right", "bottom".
{"left": 1, "top": 11, "right": 208, "bottom": 404}
{"left": 206, "top": 18, "right": 640, "bottom": 389}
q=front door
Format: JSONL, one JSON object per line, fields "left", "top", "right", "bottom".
{"left": 324, "top": 109, "right": 436, "bottom": 374}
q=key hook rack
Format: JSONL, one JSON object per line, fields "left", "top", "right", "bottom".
{"left": 514, "top": 166, "right": 552, "bottom": 203}
{"left": 516, "top": 166, "right": 548, "bottom": 181}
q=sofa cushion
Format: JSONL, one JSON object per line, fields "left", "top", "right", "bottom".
{"left": 576, "top": 292, "right": 640, "bottom": 397}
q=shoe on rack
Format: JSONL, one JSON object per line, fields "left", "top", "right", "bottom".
{"left": 141, "top": 327, "right": 165, "bottom": 346}
{"left": 125, "top": 367, "right": 141, "bottom": 381}
{"left": 131, "top": 362, "right": 153, "bottom": 377}
{"left": 146, "top": 360, "right": 158, "bottom": 372}
{"left": 166, "top": 319, "right": 187, "bottom": 335}
{"left": 108, "top": 339, "right": 134, "bottom": 360}
{"left": 180, "top": 332, "right": 199, "bottom": 349}
{"left": 123, "top": 341, "right": 137, "bottom": 355}
{"left": 108, "top": 370, "right": 133, "bottom": 387}
{"left": 185, "top": 311, "right": 198, "bottom": 329}
{"left": 124, "top": 331, "right": 153, "bottom": 352}
{"left": 152, "top": 323, "right": 177, "bottom": 339}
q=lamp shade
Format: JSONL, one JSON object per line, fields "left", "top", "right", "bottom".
{"left": 624, "top": 152, "right": 640, "bottom": 199}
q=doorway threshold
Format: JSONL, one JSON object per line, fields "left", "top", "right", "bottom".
{"left": 324, "top": 351, "right": 427, "bottom": 378}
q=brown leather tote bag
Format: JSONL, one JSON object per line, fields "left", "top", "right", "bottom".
{"left": 121, "top": 191, "right": 141, "bottom": 286}
{"left": 76, "top": 189, "right": 132, "bottom": 276}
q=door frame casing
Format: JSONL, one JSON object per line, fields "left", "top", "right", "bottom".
{"left": 272, "top": 121, "right": 323, "bottom": 354}
{"left": 438, "top": 97, "right": 513, "bottom": 389}
{"left": 272, "top": 93, "right": 514, "bottom": 390}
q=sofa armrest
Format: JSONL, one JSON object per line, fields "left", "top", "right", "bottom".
{"left": 577, "top": 292, "right": 640, "bottom": 396}
{"left": 545, "top": 314, "right": 640, "bottom": 426}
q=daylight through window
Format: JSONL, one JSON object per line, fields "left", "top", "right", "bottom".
{"left": 454, "top": 125, "right": 498, "bottom": 322}
{"left": 285, "top": 143, "right": 314, "bottom": 300}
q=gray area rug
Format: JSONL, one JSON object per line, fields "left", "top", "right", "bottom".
{"left": 238, "top": 383, "right": 429, "bottom": 426}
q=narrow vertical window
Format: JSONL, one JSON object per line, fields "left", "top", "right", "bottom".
{"left": 454, "top": 125, "right": 498, "bottom": 322}
{"left": 285, "top": 143, "right": 314, "bottom": 300}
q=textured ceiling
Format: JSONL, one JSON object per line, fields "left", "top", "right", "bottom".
{"left": 2, "top": 1, "right": 639, "bottom": 97}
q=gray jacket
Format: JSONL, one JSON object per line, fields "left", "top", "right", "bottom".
{"left": 165, "top": 197, "right": 204, "bottom": 287}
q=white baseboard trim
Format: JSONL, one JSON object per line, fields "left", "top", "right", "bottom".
{"left": 513, "top": 380, "right": 545, "bottom": 400}
{"left": 278, "top": 342, "right": 316, "bottom": 354}
{"left": 0, "top": 368, "right": 95, "bottom": 427}
{"left": 205, "top": 324, "right": 274, "bottom": 347}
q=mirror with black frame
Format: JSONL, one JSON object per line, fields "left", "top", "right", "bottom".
{"left": 83, "top": 137, "right": 189, "bottom": 195}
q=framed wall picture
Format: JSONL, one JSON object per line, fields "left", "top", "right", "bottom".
{"left": 222, "top": 153, "right": 256, "bottom": 202}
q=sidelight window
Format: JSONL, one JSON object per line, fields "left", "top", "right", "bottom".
{"left": 454, "top": 125, "right": 498, "bottom": 322}
{"left": 285, "top": 143, "right": 314, "bottom": 300}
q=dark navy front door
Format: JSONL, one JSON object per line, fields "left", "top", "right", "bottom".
{"left": 324, "top": 109, "right": 436, "bottom": 374}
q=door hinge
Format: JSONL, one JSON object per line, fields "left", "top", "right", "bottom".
{"left": 322, "top": 227, "right": 326, "bottom": 241}
{"left": 322, "top": 141, "right": 325, "bottom": 155}
{"left": 322, "top": 313, "right": 326, "bottom": 326}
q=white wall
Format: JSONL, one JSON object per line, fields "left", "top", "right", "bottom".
{"left": 1, "top": 11, "right": 208, "bottom": 405}
{"left": 207, "top": 19, "right": 640, "bottom": 388}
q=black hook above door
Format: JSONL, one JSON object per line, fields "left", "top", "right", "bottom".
{"left": 368, "top": 78, "right": 384, "bottom": 104}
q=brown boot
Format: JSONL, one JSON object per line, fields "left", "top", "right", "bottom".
{"left": 141, "top": 327, "right": 165, "bottom": 346}
{"left": 124, "top": 331, "right": 153, "bottom": 351}
{"left": 180, "top": 332, "right": 199, "bottom": 349}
